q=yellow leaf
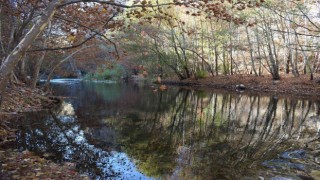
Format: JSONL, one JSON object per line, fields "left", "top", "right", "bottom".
{"left": 101, "top": 8, "right": 107, "bottom": 13}
{"left": 67, "top": 35, "right": 76, "bottom": 42}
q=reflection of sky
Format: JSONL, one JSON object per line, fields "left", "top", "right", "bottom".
{"left": 46, "top": 79, "right": 117, "bottom": 84}
{"left": 54, "top": 113, "right": 152, "bottom": 179}
{"left": 104, "top": 152, "right": 153, "bottom": 180}
{"left": 43, "top": 79, "right": 82, "bottom": 84}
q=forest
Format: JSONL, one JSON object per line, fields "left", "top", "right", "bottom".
{"left": 1, "top": 0, "right": 320, "bottom": 179}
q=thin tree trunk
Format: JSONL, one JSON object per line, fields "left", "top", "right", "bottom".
{"left": 214, "top": 44, "right": 219, "bottom": 76}
{"left": 294, "top": 47, "right": 300, "bottom": 76}
{"left": 246, "top": 26, "right": 258, "bottom": 76}
{"left": 0, "top": 11, "right": 6, "bottom": 58}
{"left": 44, "top": 45, "right": 94, "bottom": 90}
{"left": 32, "top": 21, "right": 52, "bottom": 87}
{"left": 229, "top": 23, "right": 234, "bottom": 75}
{"left": 254, "top": 27, "right": 263, "bottom": 76}
{"left": 32, "top": 51, "right": 46, "bottom": 87}
{"left": 264, "top": 22, "right": 280, "bottom": 80}
{"left": 18, "top": 53, "right": 27, "bottom": 82}
{"left": 286, "top": 49, "right": 291, "bottom": 74}
{"left": 223, "top": 46, "right": 227, "bottom": 75}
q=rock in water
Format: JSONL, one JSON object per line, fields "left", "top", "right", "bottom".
{"left": 236, "top": 84, "right": 246, "bottom": 91}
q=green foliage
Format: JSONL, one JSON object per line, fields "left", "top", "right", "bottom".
{"left": 84, "top": 64, "right": 125, "bottom": 81}
{"left": 124, "top": 42, "right": 142, "bottom": 52}
{"left": 221, "top": 61, "right": 230, "bottom": 75}
{"left": 195, "top": 70, "right": 208, "bottom": 79}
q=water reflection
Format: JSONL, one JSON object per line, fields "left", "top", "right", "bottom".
{"left": 16, "top": 111, "right": 150, "bottom": 179}
{"left": 15, "top": 81, "right": 320, "bottom": 179}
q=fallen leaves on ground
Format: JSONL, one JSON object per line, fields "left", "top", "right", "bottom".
{"left": 163, "top": 74, "right": 320, "bottom": 99}
{"left": 1, "top": 83, "right": 58, "bottom": 113}
{"left": 0, "top": 149, "right": 89, "bottom": 180}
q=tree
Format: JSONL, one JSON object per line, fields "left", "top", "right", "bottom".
{"left": 0, "top": 0, "right": 60, "bottom": 106}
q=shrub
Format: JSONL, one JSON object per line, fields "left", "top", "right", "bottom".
{"left": 195, "top": 70, "right": 208, "bottom": 79}
{"left": 84, "top": 64, "right": 125, "bottom": 80}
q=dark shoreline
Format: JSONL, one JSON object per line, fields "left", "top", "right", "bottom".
{"left": 161, "top": 75, "right": 320, "bottom": 101}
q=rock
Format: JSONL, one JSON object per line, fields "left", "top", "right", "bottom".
{"left": 236, "top": 84, "right": 246, "bottom": 91}
{"left": 273, "top": 80, "right": 280, "bottom": 85}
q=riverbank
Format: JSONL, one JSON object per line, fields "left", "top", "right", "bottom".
{"left": 0, "top": 84, "right": 89, "bottom": 179}
{"left": 0, "top": 83, "right": 60, "bottom": 113}
{"left": 162, "top": 74, "right": 320, "bottom": 100}
{"left": 0, "top": 149, "right": 89, "bottom": 179}
{"left": 0, "top": 83, "right": 58, "bottom": 148}
{"left": 0, "top": 83, "right": 55, "bottom": 143}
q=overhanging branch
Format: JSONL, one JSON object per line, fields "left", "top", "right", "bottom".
{"left": 27, "top": 13, "right": 119, "bottom": 57}
{"left": 59, "top": 0, "right": 192, "bottom": 8}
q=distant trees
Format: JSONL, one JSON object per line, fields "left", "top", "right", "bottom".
{"left": 120, "top": 0, "right": 320, "bottom": 81}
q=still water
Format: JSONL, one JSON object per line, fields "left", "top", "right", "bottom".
{"left": 14, "top": 80, "right": 320, "bottom": 179}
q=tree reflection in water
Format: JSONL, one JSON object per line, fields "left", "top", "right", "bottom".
{"left": 13, "top": 82, "right": 320, "bottom": 179}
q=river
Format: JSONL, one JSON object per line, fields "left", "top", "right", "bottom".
{"left": 12, "top": 79, "right": 320, "bottom": 179}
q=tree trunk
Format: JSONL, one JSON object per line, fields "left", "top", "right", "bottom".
{"left": 44, "top": 45, "right": 93, "bottom": 90}
{"left": 32, "top": 51, "right": 46, "bottom": 88}
{"left": 246, "top": 26, "right": 258, "bottom": 76}
{"left": 214, "top": 44, "right": 219, "bottom": 76}
{"left": 254, "top": 27, "right": 263, "bottom": 76}
{"left": 18, "top": 53, "right": 27, "bottom": 83}
{"left": 32, "top": 21, "right": 52, "bottom": 88}
{"left": 223, "top": 46, "right": 227, "bottom": 75}
{"left": 0, "top": 0, "right": 59, "bottom": 107}
{"left": 264, "top": 23, "right": 280, "bottom": 80}
{"left": 294, "top": 47, "right": 300, "bottom": 77}
{"left": 286, "top": 49, "right": 290, "bottom": 74}
{"left": 229, "top": 23, "right": 233, "bottom": 75}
